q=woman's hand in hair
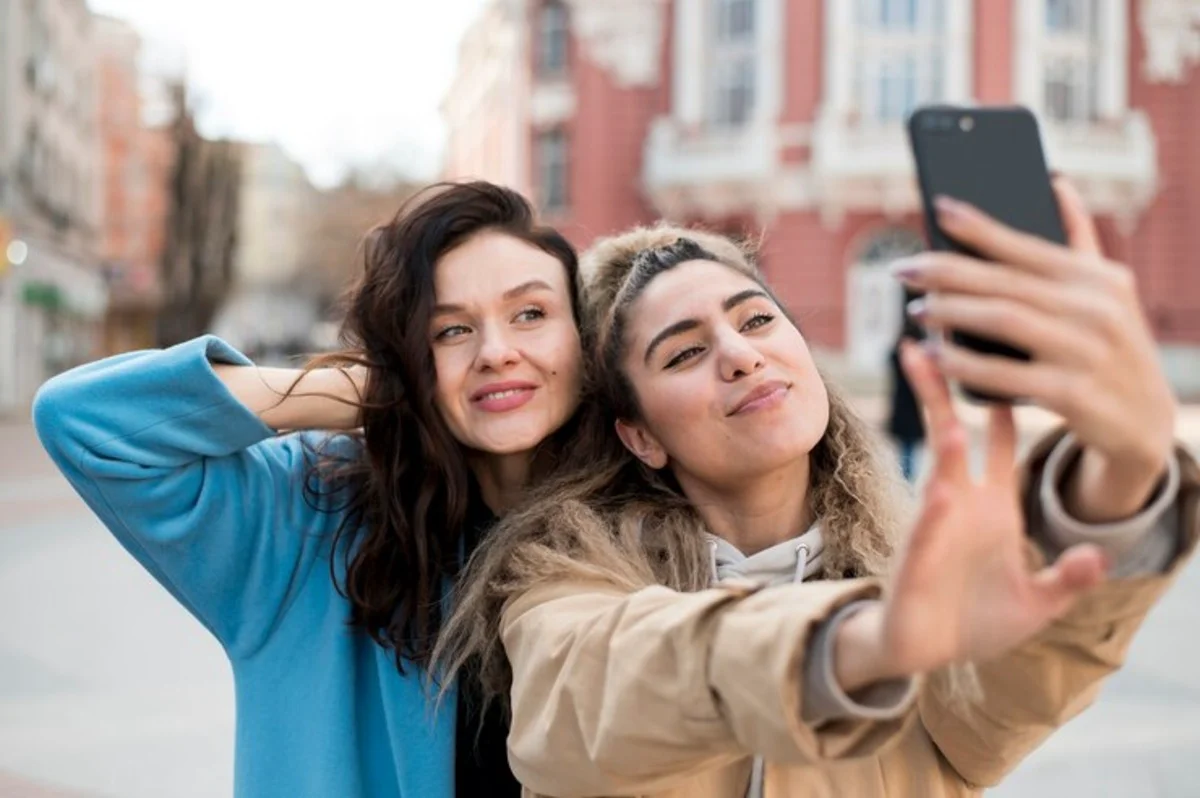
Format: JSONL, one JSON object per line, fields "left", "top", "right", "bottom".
{"left": 892, "top": 178, "right": 1176, "bottom": 523}
{"left": 833, "top": 343, "right": 1107, "bottom": 692}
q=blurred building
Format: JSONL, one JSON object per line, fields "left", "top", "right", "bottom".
{"left": 445, "top": 0, "right": 1200, "bottom": 394}
{"left": 443, "top": 0, "right": 533, "bottom": 194}
{"left": 211, "top": 142, "right": 320, "bottom": 363}
{"left": 0, "top": 0, "right": 108, "bottom": 410}
{"left": 94, "top": 15, "right": 170, "bottom": 356}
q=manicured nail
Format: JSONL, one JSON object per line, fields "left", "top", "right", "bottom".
{"left": 906, "top": 297, "right": 929, "bottom": 320}
{"left": 888, "top": 256, "right": 927, "bottom": 282}
{"left": 934, "top": 195, "right": 972, "bottom": 224}
{"left": 922, "top": 335, "right": 943, "bottom": 362}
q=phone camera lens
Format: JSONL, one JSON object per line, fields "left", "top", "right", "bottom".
{"left": 959, "top": 116, "right": 975, "bottom": 132}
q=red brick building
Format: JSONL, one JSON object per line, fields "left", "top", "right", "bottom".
{"left": 444, "top": 0, "right": 1200, "bottom": 392}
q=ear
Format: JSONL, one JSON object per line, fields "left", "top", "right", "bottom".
{"left": 615, "top": 418, "right": 668, "bottom": 470}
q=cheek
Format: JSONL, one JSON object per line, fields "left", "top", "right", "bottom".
{"left": 637, "top": 374, "right": 710, "bottom": 439}
{"left": 432, "top": 349, "right": 469, "bottom": 410}
{"left": 541, "top": 327, "right": 583, "bottom": 384}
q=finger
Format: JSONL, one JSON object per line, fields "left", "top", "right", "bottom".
{"left": 1029, "top": 544, "right": 1108, "bottom": 614}
{"left": 1051, "top": 177, "right": 1103, "bottom": 257}
{"left": 890, "top": 252, "right": 1090, "bottom": 316}
{"left": 934, "top": 338, "right": 1082, "bottom": 412}
{"left": 910, "top": 294, "right": 1098, "bottom": 363}
{"left": 900, "top": 340, "right": 968, "bottom": 479}
{"left": 933, "top": 195, "right": 1082, "bottom": 280}
{"left": 985, "top": 403, "right": 1017, "bottom": 485}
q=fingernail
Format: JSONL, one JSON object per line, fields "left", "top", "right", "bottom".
{"left": 922, "top": 336, "right": 943, "bottom": 362}
{"left": 888, "top": 256, "right": 927, "bottom": 282}
{"left": 906, "top": 297, "right": 929, "bottom": 320}
{"left": 934, "top": 195, "right": 972, "bottom": 224}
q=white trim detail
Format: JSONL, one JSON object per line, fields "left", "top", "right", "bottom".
{"left": 530, "top": 81, "right": 577, "bottom": 126}
{"left": 1139, "top": 0, "right": 1200, "bottom": 83}
{"left": 674, "top": 0, "right": 706, "bottom": 126}
{"left": 565, "top": 0, "right": 667, "bottom": 88}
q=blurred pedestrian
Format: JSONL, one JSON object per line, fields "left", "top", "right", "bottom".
{"left": 887, "top": 287, "right": 926, "bottom": 481}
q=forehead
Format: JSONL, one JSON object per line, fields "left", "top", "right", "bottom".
{"left": 434, "top": 231, "right": 569, "bottom": 304}
{"left": 626, "top": 259, "right": 762, "bottom": 334}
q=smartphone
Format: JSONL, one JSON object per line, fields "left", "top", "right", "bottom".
{"left": 907, "top": 105, "right": 1065, "bottom": 403}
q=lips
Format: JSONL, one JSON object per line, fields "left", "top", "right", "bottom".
{"left": 471, "top": 381, "right": 539, "bottom": 413}
{"left": 728, "top": 380, "right": 790, "bottom": 416}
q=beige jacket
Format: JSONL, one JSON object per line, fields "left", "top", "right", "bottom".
{"left": 499, "top": 431, "right": 1199, "bottom": 797}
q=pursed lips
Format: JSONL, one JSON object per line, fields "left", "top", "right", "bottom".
{"left": 727, "top": 380, "right": 791, "bottom": 416}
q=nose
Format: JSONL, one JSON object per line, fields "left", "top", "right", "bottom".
{"left": 474, "top": 323, "right": 521, "bottom": 371}
{"left": 715, "top": 329, "right": 765, "bottom": 382}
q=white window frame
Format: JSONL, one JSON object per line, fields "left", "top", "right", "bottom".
{"left": 708, "top": 0, "right": 757, "bottom": 127}
{"left": 1015, "top": 0, "right": 1128, "bottom": 126}
{"left": 854, "top": 0, "right": 949, "bottom": 122}
{"left": 672, "top": 0, "right": 784, "bottom": 129}
{"left": 822, "top": 0, "right": 971, "bottom": 126}
{"left": 535, "top": 0, "right": 570, "bottom": 79}
{"left": 535, "top": 128, "right": 569, "bottom": 213}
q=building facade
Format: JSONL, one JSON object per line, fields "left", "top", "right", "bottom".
{"left": 94, "top": 14, "right": 170, "bottom": 356}
{"left": 0, "top": 0, "right": 108, "bottom": 409}
{"left": 444, "top": 0, "right": 1200, "bottom": 393}
{"left": 211, "top": 142, "right": 320, "bottom": 363}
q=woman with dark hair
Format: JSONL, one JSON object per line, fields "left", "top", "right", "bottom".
{"left": 435, "top": 181, "right": 1195, "bottom": 797}
{"left": 33, "top": 182, "right": 583, "bottom": 797}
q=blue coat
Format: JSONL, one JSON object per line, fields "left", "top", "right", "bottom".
{"left": 33, "top": 336, "right": 457, "bottom": 798}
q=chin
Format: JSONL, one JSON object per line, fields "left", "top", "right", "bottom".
{"left": 472, "top": 424, "right": 557, "bottom": 456}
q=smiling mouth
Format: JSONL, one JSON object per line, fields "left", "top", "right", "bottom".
{"left": 476, "top": 388, "right": 529, "bottom": 402}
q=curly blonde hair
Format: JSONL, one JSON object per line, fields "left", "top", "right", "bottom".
{"left": 433, "top": 222, "right": 914, "bottom": 708}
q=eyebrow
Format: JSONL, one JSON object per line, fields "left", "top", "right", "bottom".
{"left": 433, "top": 279, "right": 556, "bottom": 316}
{"left": 642, "top": 289, "right": 772, "bottom": 365}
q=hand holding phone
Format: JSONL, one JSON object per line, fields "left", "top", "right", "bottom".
{"left": 897, "top": 116, "right": 1177, "bottom": 522}
{"left": 907, "top": 105, "right": 1065, "bottom": 402}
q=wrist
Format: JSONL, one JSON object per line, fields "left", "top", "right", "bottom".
{"left": 832, "top": 603, "right": 901, "bottom": 694}
{"left": 1063, "top": 445, "right": 1169, "bottom": 523}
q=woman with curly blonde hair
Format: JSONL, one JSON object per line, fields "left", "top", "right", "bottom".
{"left": 435, "top": 181, "right": 1195, "bottom": 797}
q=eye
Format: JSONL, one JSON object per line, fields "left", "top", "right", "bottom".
{"left": 434, "top": 324, "right": 471, "bottom": 341}
{"left": 664, "top": 345, "right": 704, "bottom": 369}
{"left": 741, "top": 312, "right": 775, "bottom": 332}
{"left": 514, "top": 305, "right": 546, "bottom": 323}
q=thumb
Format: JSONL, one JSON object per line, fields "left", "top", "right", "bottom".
{"left": 1029, "top": 543, "right": 1108, "bottom": 616}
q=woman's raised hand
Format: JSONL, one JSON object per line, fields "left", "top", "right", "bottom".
{"left": 834, "top": 345, "right": 1106, "bottom": 691}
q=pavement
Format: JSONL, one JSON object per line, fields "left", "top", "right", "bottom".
{"left": 0, "top": 406, "right": 1198, "bottom": 797}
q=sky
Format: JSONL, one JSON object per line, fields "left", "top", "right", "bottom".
{"left": 87, "top": 0, "right": 488, "bottom": 187}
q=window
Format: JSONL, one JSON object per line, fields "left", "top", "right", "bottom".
{"left": 709, "top": 0, "right": 756, "bottom": 127}
{"left": 536, "top": 1, "right": 569, "bottom": 78}
{"left": 1041, "top": 0, "right": 1101, "bottom": 123}
{"left": 854, "top": 0, "right": 946, "bottom": 122}
{"left": 536, "top": 128, "right": 568, "bottom": 212}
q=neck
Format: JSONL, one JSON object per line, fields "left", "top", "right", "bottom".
{"left": 676, "top": 456, "right": 813, "bottom": 556}
{"left": 469, "top": 450, "right": 535, "bottom": 514}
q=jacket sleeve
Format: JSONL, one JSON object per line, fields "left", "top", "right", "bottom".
{"left": 920, "top": 429, "right": 1199, "bottom": 788}
{"left": 32, "top": 335, "right": 350, "bottom": 659}
{"left": 500, "top": 577, "right": 918, "bottom": 796}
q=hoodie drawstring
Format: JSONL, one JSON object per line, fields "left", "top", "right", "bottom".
{"left": 792, "top": 543, "right": 810, "bottom": 584}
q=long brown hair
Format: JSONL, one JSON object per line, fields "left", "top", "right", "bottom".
{"left": 302, "top": 181, "right": 582, "bottom": 673}
{"left": 434, "top": 223, "right": 910, "bottom": 706}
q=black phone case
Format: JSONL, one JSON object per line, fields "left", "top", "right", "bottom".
{"left": 907, "top": 105, "right": 1066, "bottom": 403}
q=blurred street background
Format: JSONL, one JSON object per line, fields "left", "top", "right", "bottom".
{"left": 0, "top": 0, "right": 1198, "bottom": 795}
